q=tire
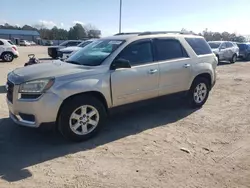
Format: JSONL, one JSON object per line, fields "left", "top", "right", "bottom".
{"left": 216, "top": 55, "right": 220, "bottom": 62}
{"left": 187, "top": 77, "right": 210, "bottom": 108}
{"left": 230, "top": 54, "right": 237, "bottom": 63}
{"left": 246, "top": 54, "right": 250, "bottom": 61}
{"left": 2, "top": 52, "right": 14, "bottom": 62}
{"left": 58, "top": 95, "right": 106, "bottom": 142}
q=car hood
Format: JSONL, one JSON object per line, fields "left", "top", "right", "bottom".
{"left": 9, "top": 60, "right": 104, "bottom": 84}
{"left": 59, "top": 46, "right": 81, "bottom": 52}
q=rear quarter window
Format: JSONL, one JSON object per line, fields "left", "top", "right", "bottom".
{"left": 0, "top": 40, "right": 4, "bottom": 45}
{"left": 8, "top": 41, "right": 14, "bottom": 45}
{"left": 185, "top": 38, "right": 212, "bottom": 55}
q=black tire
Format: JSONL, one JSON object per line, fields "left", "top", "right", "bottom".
{"left": 230, "top": 54, "right": 237, "bottom": 63}
{"left": 187, "top": 77, "right": 210, "bottom": 108}
{"left": 58, "top": 95, "right": 106, "bottom": 142}
{"left": 2, "top": 52, "right": 14, "bottom": 62}
{"left": 246, "top": 54, "right": 250, "bottom": 61}
{"left": 216, "top": 55, "right": 220, "bottom": 62}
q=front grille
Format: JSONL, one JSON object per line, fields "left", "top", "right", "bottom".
{"left": 21, "top": 94, "right": 41, "bottom": 99}
{"left": 6, "top": 80, "right": 14, "bottom": 103}
{"left": 57, "top": 51, "right": 63, "bottom": 58}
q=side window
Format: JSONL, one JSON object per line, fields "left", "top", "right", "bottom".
{"left": 221, "top": 43, "right": 226, "bottom": 49}
{"left": 185, "top": 38, "right": 212, "bottom": 55}
{"left": 118, "top": 41, "right": 153, "bottom": 66}
{"left": 66, "top": 42, "right": 75, "bottom": 47}
{"left": 155, "top": 39, "right": 188, "bottom": 61}
{"left": 226, "top": 42, "right": 233, "bottom": 48}
{"left": 0, "top": 40, "right": 4, "bottom": 45}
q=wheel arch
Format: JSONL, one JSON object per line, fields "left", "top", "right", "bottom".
{"left": 191, "top": 72, "right": 212, "bottom": 90}
{"left": 56, "top": 91, "right": 109, "bottom": 124}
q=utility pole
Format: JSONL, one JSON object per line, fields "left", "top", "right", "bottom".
{"left": 119, "top": 0, "right": 122, "bottom": 33}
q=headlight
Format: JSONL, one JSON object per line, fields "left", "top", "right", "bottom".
{"left": 19, "top": 78, "right": 54, "bottom": 93}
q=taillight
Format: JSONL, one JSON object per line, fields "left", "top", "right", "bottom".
{"left": 12, "top": 46, "right": 16, "bottom": 51}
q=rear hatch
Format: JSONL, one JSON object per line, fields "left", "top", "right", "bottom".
{"left": 237, "top": 44, "right": 247, "bottom": 55}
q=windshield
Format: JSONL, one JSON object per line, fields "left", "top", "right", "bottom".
{"left": 66, "top": 39, "right": 124, "bottom": 66}
{"left": 77, "top": 40, "right": 93, "bottom": 48}
{"left": 208, "top": 42, "right": 221, "bottom": 49}
{"left": 59, "top": 41, "right": 70, "bottom": 46}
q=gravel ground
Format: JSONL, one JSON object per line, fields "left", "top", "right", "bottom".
{"left": 0, "top": 46, "right": 250, "bottom": 188}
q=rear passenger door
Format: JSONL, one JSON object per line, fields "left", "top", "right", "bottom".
{"left": 153, "top": 38, "right": 193, "bottom": 96}
{"left": 225, "top": 42, "right": 234, "bottom": 59}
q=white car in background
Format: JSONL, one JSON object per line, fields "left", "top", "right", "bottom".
{"left": 0, "top": 38, "right": 19, "bottom": 62}
{"left": 57, "top": 39, "right": 96, "bottom": 60}
{"left": 19, "top": 40, "right": 31, "bottom": 46}
{"left": 208, "top": 41, "right": 239, "bottom": 63}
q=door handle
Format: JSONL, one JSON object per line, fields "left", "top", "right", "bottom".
{"left": 148, "top": 69, "right": 158, "bottom": 74}
{"left": 183, "top": 64, "right": 191, "bottom": 68}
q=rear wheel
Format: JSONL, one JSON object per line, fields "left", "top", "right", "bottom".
{"left": 2, "top": 52, "right": 14, "bottom": 62}
{"left": 187, "top": 77, "right": 210, "bottom": 108}
{"left": 230, "top": 54, "right": 237, "bottom": 63}
{"left": 58, "top": 95, "right": 106, "bottom": 142}
{"left": 246, "top": 54, "right": 250, "bottom": 61}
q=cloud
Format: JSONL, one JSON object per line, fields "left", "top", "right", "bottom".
{"left": 39, "top": 20, "right": 57, "bottom": 28}
{"left": 60, "top": 22, "right": 64, "bottom": 27}
{"left": 73, "top": 21, "right": 84, "bottom": 25}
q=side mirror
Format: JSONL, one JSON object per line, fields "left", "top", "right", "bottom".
{"left": 111, "top": 58, "right": 131, "bottom": 70}
{"left": 220, "top": 46, "right": 226, "bottom": 50}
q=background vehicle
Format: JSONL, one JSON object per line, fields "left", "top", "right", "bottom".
{"left": 0, "top": 38, "right": 19, "bottom": 62}
{"left": 44, "top": 40, "right": 53, "bottom": 46}
{"left": 237, "top": 43, "right": 250, "bottom": 60}
{"left": 6, "top": 31, "right": 217, "bottom": 141}
{"left": 208, "top": 41, "right": 238, "bottom": 63}
{"left": 57, "top": 39, "right": 96, "bottom": 60}
{"left": 48, "top": 40, "right": 82, "bottom": 59}
{"left": 19, "top": 40, "right": 31, "bottom": 46}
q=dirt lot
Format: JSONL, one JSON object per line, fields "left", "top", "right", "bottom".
{"left": 0, "top": 46, "right": 250, "bottom": 188}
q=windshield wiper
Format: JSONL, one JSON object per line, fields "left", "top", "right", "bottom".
{"left": 65, "top": 60, "right": 81, "bottom": 65}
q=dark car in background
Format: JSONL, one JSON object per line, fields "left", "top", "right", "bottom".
{"left": 237, "top": 43, "right": 250, "bottom": 60}
{"left": 48, "top": 40, "right": 82, "bottom": 59}
{"left": 57, "top": 39, "right": 96, "bottom": 60}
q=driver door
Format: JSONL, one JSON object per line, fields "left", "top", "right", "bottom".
{"left": 219, "top": 42, "right": 227, "bottom": 60}
{"left": 111, "top": 39, "right": 159, "bottom": 107}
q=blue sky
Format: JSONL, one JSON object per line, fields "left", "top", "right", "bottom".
{"left": 1, "top": 0, "right": 250, "bottom": 36}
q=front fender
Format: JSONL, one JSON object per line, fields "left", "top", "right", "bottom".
{"left": 51, "top": 75, "right": 112, "bottom": 108}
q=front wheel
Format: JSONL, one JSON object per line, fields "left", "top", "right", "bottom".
{"left": 58, "top": 95, "right": 106, "bottom": 142}
{"left": 188, "top": 77, "right": 210, "bottom": 108}
{"left": 230, "top": 54, "right": 237, "bottom": 63}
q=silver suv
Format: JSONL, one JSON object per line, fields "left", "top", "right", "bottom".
{"left": 208, "top": 41, "right": 239, "bottom": 63}
{"left": 6, "top": 31, "right": 218, "bottom": 141}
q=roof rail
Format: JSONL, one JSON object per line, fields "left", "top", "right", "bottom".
{"left": 114, "top": 32, "right": 142, "bottom": 36}
{"left": 138, "top": 31, "right": 196, "bottom": 36}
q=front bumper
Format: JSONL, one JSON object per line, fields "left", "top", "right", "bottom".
{"left": 6, "top": 83, "right": 63, "bottom": 128}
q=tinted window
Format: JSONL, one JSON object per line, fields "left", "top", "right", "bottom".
{"left": 226, "top": 42, "right": 233, "bottom": 48}
{"left": 118, "top": 41, "right": 153, "bottom": 66}
{"left": 208, "top": 42, "right": 221, "bottom": 49}
{"left": 221, "top": 43, "right": 226, "bottom": 49}
{"left": 66, "top": 41, "right": 80, "bottom": 47}
{"left": 185, "top": 38, "right": 212, "bottom": 55}
{"left": 0, "top": 40, "right": 4, "bottom": 45}
{"left": 155, "top": 39, "right": 188, "bottom": 61}
{"left": 237, "top": 44, "right": 247, "bottom": 50}
{"left": 8, "top": 40, "right": 14, "bottom": 45}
